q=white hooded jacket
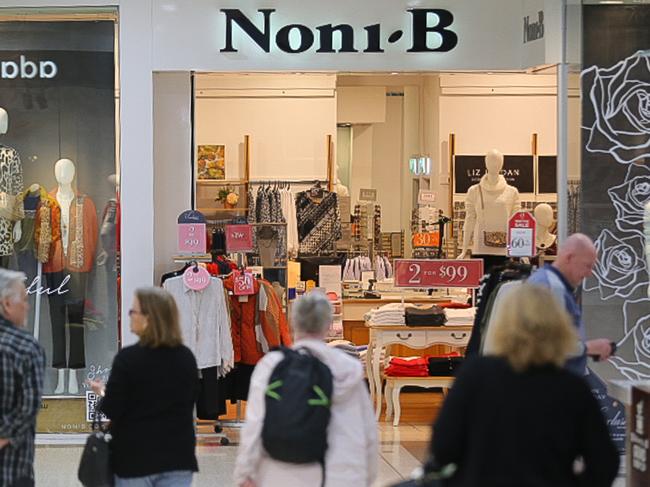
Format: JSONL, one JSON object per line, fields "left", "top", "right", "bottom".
{"left": 234, "top": 339, "right": 378, "bottom": 487}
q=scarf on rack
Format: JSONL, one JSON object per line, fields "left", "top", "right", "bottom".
{"left": 16, "top": 186, "right": 61, "bottom": 263}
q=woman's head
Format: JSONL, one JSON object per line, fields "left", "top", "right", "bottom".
{"left": 490, "top": 283, "right": 577, "bottom": 372}
{"left": 131, "top": 287, "right": 183, "bottom": 348}
{"left": 291, "top": 291, "right": 333, "bottom": 339}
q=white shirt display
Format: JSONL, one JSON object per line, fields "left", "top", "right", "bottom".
{"left": 163, "top": 276, "right": 234, "bottom": 374}
{"left": 463, "top": 175, "right": 521, "bottom": 256}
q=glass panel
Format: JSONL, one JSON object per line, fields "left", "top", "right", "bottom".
{"left": 0, "top": 19, "right": 119, "bottom": 396}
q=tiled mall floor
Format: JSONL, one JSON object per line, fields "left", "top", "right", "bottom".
{"left": 35, "top": 422, "right": 428, "bottom": 487}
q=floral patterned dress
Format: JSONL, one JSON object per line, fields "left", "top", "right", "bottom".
{"left": 0, "top": 145, "right": 24, "bottom": 256}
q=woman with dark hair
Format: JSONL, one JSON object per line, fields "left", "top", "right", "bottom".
{"left": 88, "top": 287, "right": 199, "bottom": 487}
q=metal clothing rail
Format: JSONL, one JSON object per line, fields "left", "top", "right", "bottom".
{"left": 248, "top": 178, "right": 328, "bottom": 185}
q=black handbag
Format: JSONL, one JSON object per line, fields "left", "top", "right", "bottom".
{"left": 78, "top": 414, "right": 113, "bottom": 487}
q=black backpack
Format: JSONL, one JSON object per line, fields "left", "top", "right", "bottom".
{"left": 262, "top": 347, "right": 333, "bottom": 465}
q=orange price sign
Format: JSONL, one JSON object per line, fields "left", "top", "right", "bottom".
{"left": 412, "top": 231, "right": 440, "bottom": 248}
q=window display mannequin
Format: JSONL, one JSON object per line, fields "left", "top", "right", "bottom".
{"left": 645, "top": 201, "right": 650, "bottom": 298}
{"left": 534, "top": 203, "right": 557, "bottom": 255}
{"left": 43, "top": 158, "right": 98, "bottom": 394}
{"left": 457, "top": 149, "right": 520, "bottom": 272}
{"left": 0, "top": 107, "right": 23, "bottom": 267}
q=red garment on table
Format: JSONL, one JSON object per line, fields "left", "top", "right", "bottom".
{"left": 437, "top": 302, "right": 472, "bottom": 309}
{"left": 384, "top": 353, "right": 461, "bottom": 377}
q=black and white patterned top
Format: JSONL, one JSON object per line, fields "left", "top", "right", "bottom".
{"left": 0, "top": 145, "right": 24, "bottom": 256}
{"left": 0, "top": 316, "right": 46, "bottom": 485}
{"left": 296, "top": 190, "right": 341, "bottom": 255}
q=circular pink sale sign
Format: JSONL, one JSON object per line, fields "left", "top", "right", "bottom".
{"left": 183, "top": 265, "right": 211, "bottom": 291}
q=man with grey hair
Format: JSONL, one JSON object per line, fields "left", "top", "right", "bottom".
{"left": 235, "top": 291, "right": 378, "bottom": 487}
{"left": 0, "top": 269, "right": 45, "bottom": 487}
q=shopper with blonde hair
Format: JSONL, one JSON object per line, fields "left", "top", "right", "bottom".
{"left": 88, "top": 287, "right": 199, "bottom": 487}
{"left": 429, "top": 283, "right": 619, "bottom": 487}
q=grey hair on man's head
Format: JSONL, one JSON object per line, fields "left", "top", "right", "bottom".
{"left": 291, "top": 291, "right": 333, "bottom": 336}
{"left": 0, "top": 268, "right": 26, "bottom": 302}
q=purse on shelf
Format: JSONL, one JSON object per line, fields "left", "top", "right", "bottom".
{"left": 478, "top": 186, "right": 506, "bottom": 248}
{"left": 78, "top": 407, "right": 113, "bottom": 487}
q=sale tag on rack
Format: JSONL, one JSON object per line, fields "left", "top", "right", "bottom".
{"left": 183, "top": 266, "right": 211, "bottom": 291}
{"left": 177, "top": 210, "right": 207, "bottom": 254}
{"left": 233, "top": 270, "right": 255, "bottom": 296}
{"left": 226, "top": 224, "right": 254, "bottom": 252}
{"left": 507, "top": 211, "right": 536, "bottom": 257}
{"left": 394, "top": 259, "right": 484, "bottom": 288}
{"left": 412, "top": 231, "right": 440, "bottom": 248}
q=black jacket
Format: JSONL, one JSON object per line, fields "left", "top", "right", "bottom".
{"left": 431, "top": 357, "right": 619, "bottom": 487}
{"left": 101, "top": 343, "right": 199, "bottom": 478}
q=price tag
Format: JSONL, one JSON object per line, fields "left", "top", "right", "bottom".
{"left": 177, "top": 223, "right": 207, "bottom": 254}
{"left": 183, "top": 266, "right": 211, "bottom": 291}
{"left": 233, "top": 270, "right": 255, "bottom": 296}
{"left": 417, "top": 190, "right": 436, "bottom": 205}
{"left": 393, "top": 259, "right": 484, "bottom": 288}
{"left": 412, "top": 231, "right": 440, "bottom": 248}
{"left": 507, "top": 211, "right": 536, "bottom": 257}
{"left": 226, "top": 224, "right": 254, "bottom": 252}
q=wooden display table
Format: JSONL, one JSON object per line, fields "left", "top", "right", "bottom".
{"left": 385, "top": 376, "right": 454, "bottom": 426}
{"left": 365, "top": 323, "right": 472, "bottom": 421}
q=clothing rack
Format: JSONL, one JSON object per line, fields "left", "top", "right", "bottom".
{"left": 249, "top": 178, "right": 329, "bottom": 186}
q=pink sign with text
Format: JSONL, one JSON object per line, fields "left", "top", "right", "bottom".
{"left": 178, "top": 223, "right": 207, "bottom": 254}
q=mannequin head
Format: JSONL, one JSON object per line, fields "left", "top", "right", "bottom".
{"left": 0, "top": 107, "right": 8, "bottom": 135}
{"left": 485, "top": 149, "right": 504, "bottom": 176}
{"left": 534, "top": 203, "right": 554, "bottom": 229}
{"left": 54, "top": 158, "right": 76, "bottom": 186}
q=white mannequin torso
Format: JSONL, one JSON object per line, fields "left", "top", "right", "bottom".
{"left": 536, "top": 227, "right": 557, "bottom": 250}
{"left": 54, "top": 158, "right": 77, "bottom": 256}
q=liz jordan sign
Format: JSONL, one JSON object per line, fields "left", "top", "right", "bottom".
{"left": 221, "top": 8, "right": 458, "bottom": 54}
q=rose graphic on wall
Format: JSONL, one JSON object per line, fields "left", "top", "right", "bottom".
{"left": 582, "top": 50, "right": 650, "bottom": 164}
{"left": 584, "top": 229, "right": 648, "bottom": 300}
{"left": 608, "top": 163, "right": 650, "bottom": 232}
{"left": 610, "top": 298, "right": 650, "bottom": 380}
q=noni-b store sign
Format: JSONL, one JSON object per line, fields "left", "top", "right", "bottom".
{"left": 152, "top": 0, "right": 533, "bottom": 71}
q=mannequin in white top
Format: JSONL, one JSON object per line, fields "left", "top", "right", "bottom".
{"left": 645, "top": 201, "right": 650, "bottom": 298}
{"left": 0, "top": 108, "right": 22, "bottom": 246}
{"left": 534, "top": 203, "right": 557, "bottom": 253}
{"left": 53, "top": 158, "right": 78, "bottom": 395}
{"left": 458, "top": 149, "right": 521, "bottom": 260}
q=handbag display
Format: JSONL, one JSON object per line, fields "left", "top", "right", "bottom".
{"left": 78, "top": 413, "right": 113, "bottom": 487}
{"left": 478, "top": 186, "right": 506, "bottom": 248}
{"left": 0, "top": 162, "right": 24, "bottom": 221}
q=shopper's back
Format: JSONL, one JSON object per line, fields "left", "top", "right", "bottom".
{"left": 430, "top": 284, "right": 619, "bottom": 487}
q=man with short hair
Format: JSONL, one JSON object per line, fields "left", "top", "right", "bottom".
{"left": 0, "top": 269, "right": 45, "bottom": 487}
{"left": 528, "top": 233, "right": 614, "bottom": 375}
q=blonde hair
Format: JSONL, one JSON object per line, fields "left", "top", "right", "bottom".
{"left": 136, "top": 287, "right": 183, "bottom": 348}
{"left": 490, "top": 283, "right": 577, "bottom": 372}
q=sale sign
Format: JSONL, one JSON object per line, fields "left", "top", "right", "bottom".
{"left": 233, "top": 270, "right": 255, "bottom": 296}
{"left": 412, "top": 231, "right": 440, "bottom": 248}
{"left": 226, "top": 224, "right": 254, "bottom": 252}
{"left": 183, "top": 266, "right": 211, "bottom": 291}
{"left": 178, "top": 224, "right": 207, "bottom": 254}
{"left": 507, "top": 211, "right": 536, "bottom": 257}
{"left": 394, "top": 259, "right": 483, "bottom": 288}
{"left": 177, "top": 209, "right": 207, "bottom": 254}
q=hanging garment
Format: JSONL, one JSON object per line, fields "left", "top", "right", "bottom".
{"left": 296, "top": 190, "right": 341, "bottom": 255}
{"left": 163, "top": 276, "right": 234, "bottom": 374}
{"left": 281, "top": 187, "right": 299, "bottom": 258}
{"left": 44, "top": 191, "right": 98, "bottom": 273}
{"left": 0, "top": 145, "right": 24, "bottom": 256}
{"left": 222, "top": 275, "right": 292, "bottom": 366}
{"left": 15, "top": 186, "right": 61, "bottom": 263}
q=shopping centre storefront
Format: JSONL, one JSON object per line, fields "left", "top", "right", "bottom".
{"left": 0, "top": 2, "right": 646, "bottom": 463}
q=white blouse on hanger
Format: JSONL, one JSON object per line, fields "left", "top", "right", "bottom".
{"left": 163, "top": 276, "right": 234, "bottom": 375}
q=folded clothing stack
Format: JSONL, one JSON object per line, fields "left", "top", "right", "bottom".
{"left": 427, "top": 352, "right": 463, "bottom": 377}
{"left": 405, "top": 304, "right": 447, "bottom": 326}
{"left": 385, "top": 356, "right": 430, "bottom": 377}
{"left": 327, "top": 339, "right": 361, "bottom": 360}
{"left": 365, "top": 302, "right": 406, "bottom": 325}
{"left": 444, "top": 307, "right": 476, "bottom": 326}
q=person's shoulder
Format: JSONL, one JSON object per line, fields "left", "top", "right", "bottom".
{"left": 458, "top": 355, "right": 509, "bottom": 378}
{"left": 527, "top": 267, "right": 551, "bottom": 285}
{"left": 0, "top": 324, "right": 44, "bottom": 356}
{"left": 175, "top": 344, "right": 199, "bottom": 366}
